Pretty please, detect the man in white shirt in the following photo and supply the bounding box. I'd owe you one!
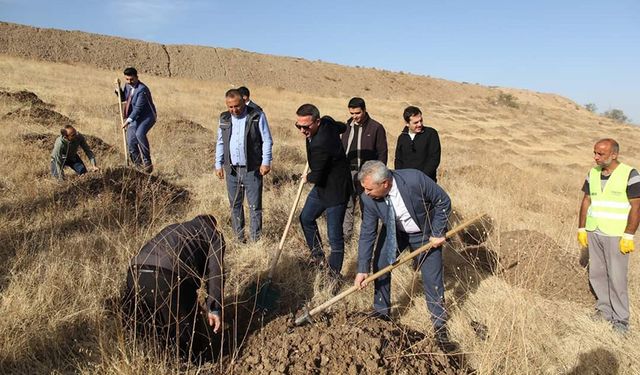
[354,160,453,350]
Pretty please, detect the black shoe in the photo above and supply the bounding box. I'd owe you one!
[434,327,459,353]
[143,164,153,173]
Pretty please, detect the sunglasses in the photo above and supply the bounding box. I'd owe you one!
[295,123,313,130]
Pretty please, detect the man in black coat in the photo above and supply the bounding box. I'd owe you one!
[394,106,441,183]
[122,214,224,362]
[296,103,352,277]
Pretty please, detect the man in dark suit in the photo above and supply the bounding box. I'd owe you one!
[394,106,441,182]
[238,86,263,112]
[354,160,453,348]
[296,103,352,277]
[123,214,224,362]
[117,67,157,173]
[341,97,388,242]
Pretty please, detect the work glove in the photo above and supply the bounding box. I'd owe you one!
[577,228,588,248]
[620,233,635,254]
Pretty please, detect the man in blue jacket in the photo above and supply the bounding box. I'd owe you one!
[117,67,157,173]
[354,160,453,349]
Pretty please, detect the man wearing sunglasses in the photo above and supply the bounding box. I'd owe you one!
[394,106,441,183]
[296,104,352,279]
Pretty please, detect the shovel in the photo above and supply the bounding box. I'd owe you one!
[254,163,309,311]
[294,213,485,326]
[115,79,129,166]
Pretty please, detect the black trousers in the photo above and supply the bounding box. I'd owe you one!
[122,265,216,362]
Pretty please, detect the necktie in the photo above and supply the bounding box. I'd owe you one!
[384,196,398,264]
[124,88,133,118]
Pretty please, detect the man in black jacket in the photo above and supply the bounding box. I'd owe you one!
[394,106,441,183]
[296,104,352,277]
[123,215,224,361]
[341,97,388,241]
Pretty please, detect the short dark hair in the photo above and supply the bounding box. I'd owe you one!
[225,89,242,99]
[237,86,250,98]
[61,124,76,137]
[348,97,366,110]
[403,106,422,123]
[123,67,138,76]
[296,104,320,121]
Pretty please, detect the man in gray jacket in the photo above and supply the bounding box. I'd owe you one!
[50,125,98,181]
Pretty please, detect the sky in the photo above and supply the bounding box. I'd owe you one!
[1,0,639,122]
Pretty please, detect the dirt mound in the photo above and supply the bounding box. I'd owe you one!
[0,90,48,107]
[173,118,210,133]
[4,106,74,127]
[498,230,592,305]
[0,167,189,226]
[231,311,471,374]
[21,132,116,153]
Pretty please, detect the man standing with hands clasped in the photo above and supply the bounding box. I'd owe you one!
[215,89,273,243]
[578,138,640,334]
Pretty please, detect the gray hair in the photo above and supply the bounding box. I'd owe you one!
[358,160,391,184]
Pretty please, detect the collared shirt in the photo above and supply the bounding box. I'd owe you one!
[388,177,420,233]
[214,109,273,169]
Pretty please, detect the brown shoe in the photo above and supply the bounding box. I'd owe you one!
[143,164,153,173]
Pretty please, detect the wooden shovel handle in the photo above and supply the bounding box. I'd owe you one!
[296,213,485,325]
[266,163,310,280]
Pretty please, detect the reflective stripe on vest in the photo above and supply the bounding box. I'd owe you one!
[585,163,632,236]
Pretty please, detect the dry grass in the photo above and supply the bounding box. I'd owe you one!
[1,54,640,374]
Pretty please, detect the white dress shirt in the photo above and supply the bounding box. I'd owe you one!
[388,177,420,233]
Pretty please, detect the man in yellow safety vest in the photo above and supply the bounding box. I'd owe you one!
[578,138,640,334]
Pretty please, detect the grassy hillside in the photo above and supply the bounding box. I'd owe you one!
[0,38,639,374]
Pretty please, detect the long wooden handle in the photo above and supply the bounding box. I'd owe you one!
[266,164,310,280]
[115,79,129,166]
[295,213,485,325]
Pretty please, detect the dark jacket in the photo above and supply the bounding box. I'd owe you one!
[247,100,263,112]
[394,126,441,182]
[357,169,451,273]
[341,114,388,167]
[219,106,263,172]
[131,215,225,312]
[306,116,353,206]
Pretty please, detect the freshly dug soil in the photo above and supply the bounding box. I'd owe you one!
[4,106,74,127]
[229,311,472,375]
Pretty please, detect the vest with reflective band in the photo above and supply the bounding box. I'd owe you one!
[585,163,632,236]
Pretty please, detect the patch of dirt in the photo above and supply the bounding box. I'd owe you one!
[4,106,74,127]
[21,132,116,154]
[0,90,49,107]
[229,311,472,374]
[498,230,593,306]
[0,167,189,226]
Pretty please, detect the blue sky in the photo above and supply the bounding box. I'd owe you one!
[1,0,638,122]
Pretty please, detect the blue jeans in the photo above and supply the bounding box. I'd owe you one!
[225,166,263,241]
[50,155,87,180]
[299,186,347,275]
[127,118,155,166]
[373,230,447,329]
